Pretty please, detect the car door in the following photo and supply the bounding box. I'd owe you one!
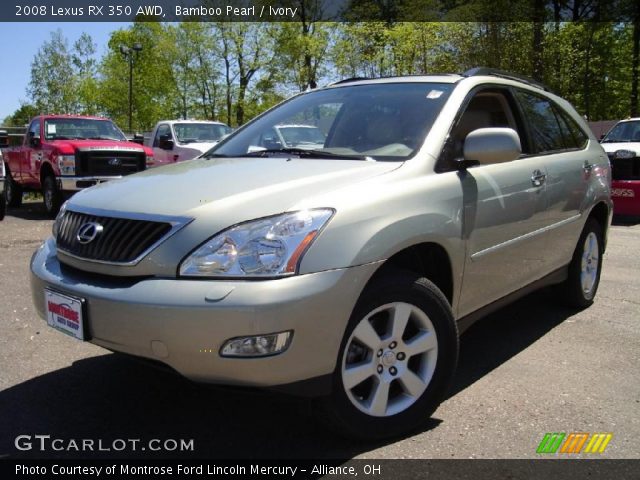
[25,118,42,185]
[513,89,594,270]
[152,123,171,166]
[447,88,551,318]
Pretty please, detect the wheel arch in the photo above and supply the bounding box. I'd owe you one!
[39,161,55,186]
[586,201,611,252]
[365,242,455,306]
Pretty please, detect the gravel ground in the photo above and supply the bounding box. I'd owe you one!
[0,201,638,460]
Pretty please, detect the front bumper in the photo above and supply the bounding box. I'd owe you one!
[59,176,122,191]
[31,238,379,390]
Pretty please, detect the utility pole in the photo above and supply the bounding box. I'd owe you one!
[119,43,143,134]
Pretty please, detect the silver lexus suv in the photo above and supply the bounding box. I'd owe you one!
[30,68,612,439]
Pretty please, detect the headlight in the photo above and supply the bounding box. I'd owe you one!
[52,201,68,239]
[57,155,75,175]
[179,209,334,277]
[614,149,635,159]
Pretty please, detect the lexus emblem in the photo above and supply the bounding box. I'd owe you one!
[108,158,121,166]
[76,222,104,245]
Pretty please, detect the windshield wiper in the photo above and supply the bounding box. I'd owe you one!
[243,148,368,160]
[88,136,123,141]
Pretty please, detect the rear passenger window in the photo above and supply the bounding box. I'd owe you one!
[515,90,565,153]
[553,106,589,149]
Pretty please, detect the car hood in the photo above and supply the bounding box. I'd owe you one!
[48,139,151,155]
[68,156,400,218]
[600,142,640,155]
[176,141,218,154]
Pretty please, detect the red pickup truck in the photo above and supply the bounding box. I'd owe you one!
[2,115,154,216]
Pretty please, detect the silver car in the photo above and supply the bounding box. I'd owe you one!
[30,68,612,439]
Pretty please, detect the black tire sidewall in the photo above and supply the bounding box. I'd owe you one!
[5,169,22,208]
[325,271,459,439]
[43,175,61,216]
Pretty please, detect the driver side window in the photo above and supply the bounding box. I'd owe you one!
[28,119,41,140]
[153,124,171,147]
[439,89,522,170]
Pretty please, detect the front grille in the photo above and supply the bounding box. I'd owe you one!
[76,150,145,176]
[56,210,172,264]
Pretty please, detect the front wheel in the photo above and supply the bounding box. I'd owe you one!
[5,169,22,208]
[560,218,604,308]
[320,270,459,440]
[42,175,62,217]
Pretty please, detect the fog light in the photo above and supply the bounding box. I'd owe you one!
[220,331,292,357]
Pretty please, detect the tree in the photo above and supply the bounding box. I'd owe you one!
[98,22,178,131]
[28,30,78,113]
[73,32,99,115]
[274,2,335,91]
[2,104,38,126]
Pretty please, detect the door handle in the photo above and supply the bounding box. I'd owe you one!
[583,161,593,173]
[531,169,546,187]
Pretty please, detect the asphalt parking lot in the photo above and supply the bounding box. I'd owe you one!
[0,201,638,459]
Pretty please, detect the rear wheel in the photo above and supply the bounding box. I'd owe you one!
[560,218,603,308]
[42,175,62,217]
[0,191,5,220]
[5,169,22,208]
[320,270,458,440]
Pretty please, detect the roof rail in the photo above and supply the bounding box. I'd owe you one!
[330,77,370,86]
[462,67,549,92]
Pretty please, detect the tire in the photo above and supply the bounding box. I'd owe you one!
[5,169,22,208]
[0,192,5,220]
[42,175,63,217]
[560,218,603,309]
[319,270,459,440]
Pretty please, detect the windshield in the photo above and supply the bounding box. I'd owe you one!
[43,118,127,141]
[209,83,454,161]
[174,123,231,144]
[602,120,640,143]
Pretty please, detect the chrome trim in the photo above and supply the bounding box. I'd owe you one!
[56,205,194,267]
[471,214,582,260]
[59,176,122,191]
[76,146,145,152]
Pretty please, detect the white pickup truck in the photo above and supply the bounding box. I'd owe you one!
[147,120,231,167]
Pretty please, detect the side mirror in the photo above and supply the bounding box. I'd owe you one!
[28,132,41,148]
[159,134,174,150]
[462,128,521,166]
[132,133,145,145]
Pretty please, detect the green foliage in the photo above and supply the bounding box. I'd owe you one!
[10,19,638,130]
[2,104,38,126]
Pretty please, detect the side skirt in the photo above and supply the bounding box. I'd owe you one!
[456,266,568,335]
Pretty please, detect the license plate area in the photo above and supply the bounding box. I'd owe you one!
[45,289,87,341]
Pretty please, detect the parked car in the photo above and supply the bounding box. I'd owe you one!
[148,120,232,167]
[600,118,640,216]
[0,150,5,220]
[31,68,611,439]
[2,115,154,217]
